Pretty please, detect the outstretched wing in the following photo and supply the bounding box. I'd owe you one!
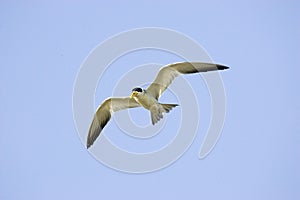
[146,62,229,99]
[87,97,140,148]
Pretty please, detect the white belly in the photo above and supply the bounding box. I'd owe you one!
[134,93,158,110]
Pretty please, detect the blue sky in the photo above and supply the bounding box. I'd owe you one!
[1,0,300,199]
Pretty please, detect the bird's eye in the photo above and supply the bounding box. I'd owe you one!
[132,87,143,92]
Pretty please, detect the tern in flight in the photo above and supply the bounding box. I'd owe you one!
[87,62,229,148]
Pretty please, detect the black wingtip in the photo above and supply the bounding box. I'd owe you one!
[217,64,229,70]
[86,143,91,149]
[86,138,94,149]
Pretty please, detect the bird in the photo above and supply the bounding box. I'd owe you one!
[86,62,229,148]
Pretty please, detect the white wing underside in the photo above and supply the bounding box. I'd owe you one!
[146,62,227,99]
[87,97,140,148]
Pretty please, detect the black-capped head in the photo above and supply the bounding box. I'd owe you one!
[130,87,143,98]
[131,87,143,93]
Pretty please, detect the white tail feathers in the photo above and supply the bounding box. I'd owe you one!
[150,103,178,125]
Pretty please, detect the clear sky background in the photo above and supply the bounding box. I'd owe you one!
[1,0,300,199]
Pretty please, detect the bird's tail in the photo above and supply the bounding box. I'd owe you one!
[150,103,178,125]
[161,103,178,113]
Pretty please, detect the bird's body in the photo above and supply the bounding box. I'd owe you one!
[131,90,156,110]
[131,89,178,125]
[86,62,229,148]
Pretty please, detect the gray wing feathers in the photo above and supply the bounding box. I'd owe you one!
[146,67,179,100]
[86,97,140,148]
[110,98,140,112]
[146,62,228,99]
[87,109,110,149]
[171,62,228,73]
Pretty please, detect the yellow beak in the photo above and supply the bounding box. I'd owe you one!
[130,91,138,98]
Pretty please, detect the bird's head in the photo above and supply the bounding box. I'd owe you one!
[130,87,143,98]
